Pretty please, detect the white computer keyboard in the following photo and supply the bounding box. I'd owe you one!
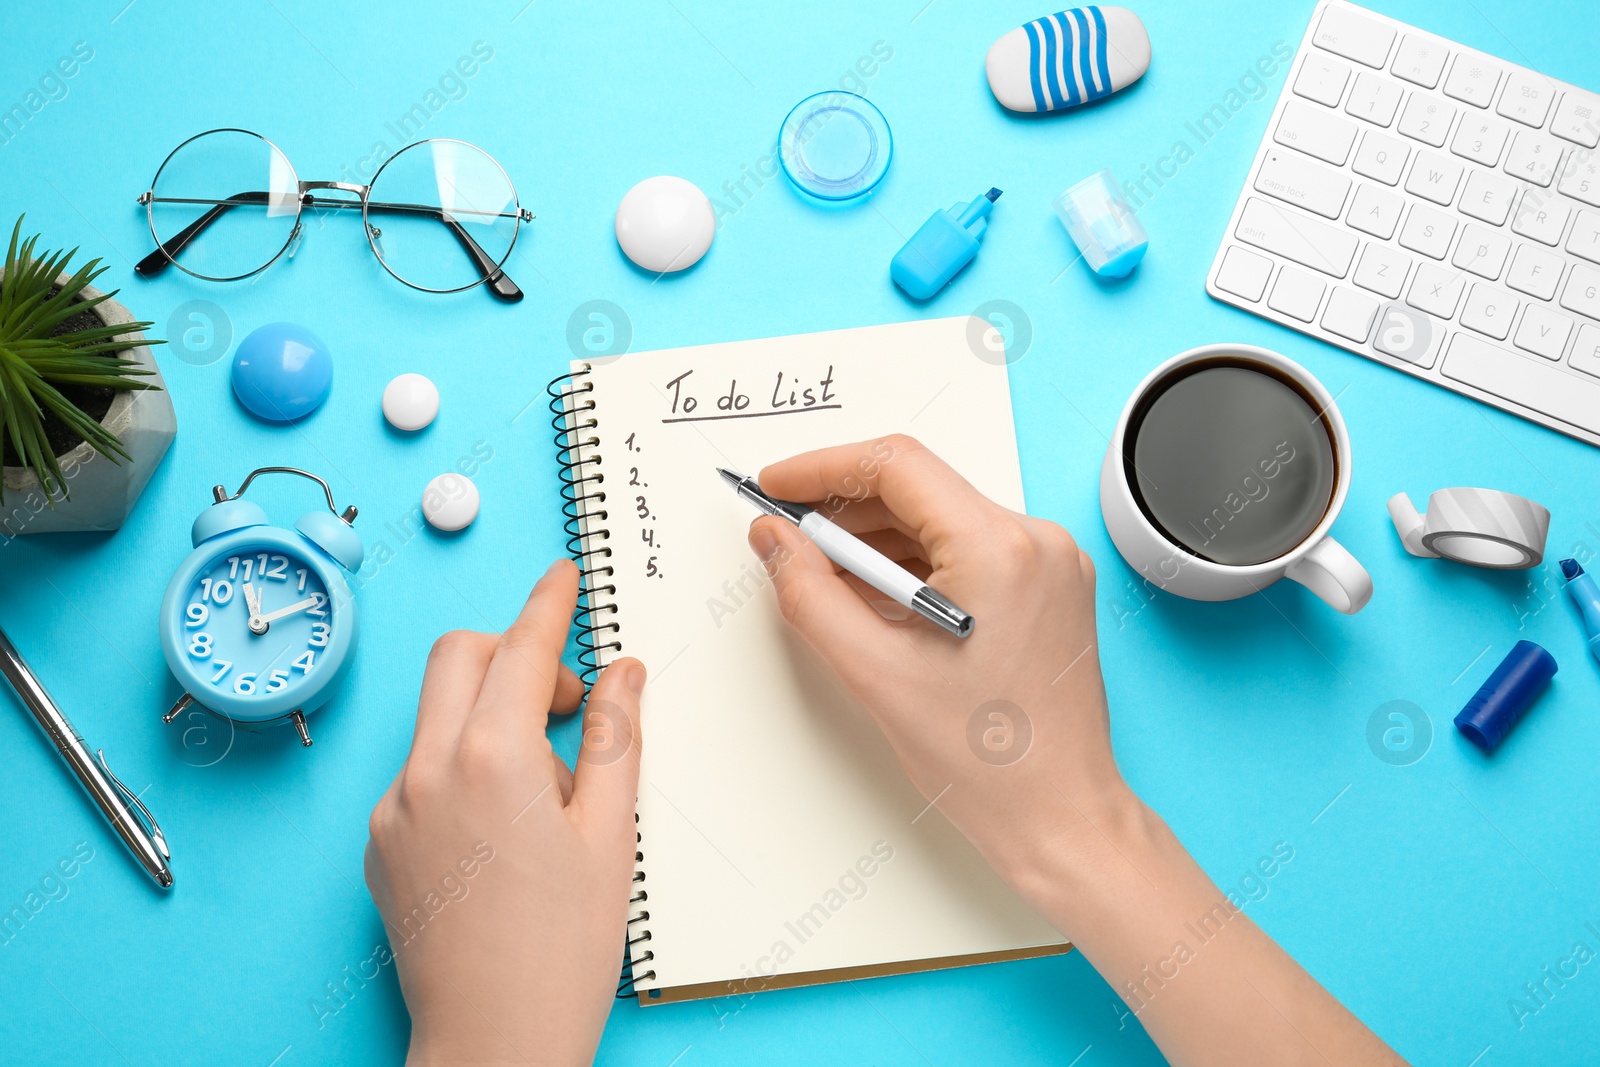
[1206,0,1600,447]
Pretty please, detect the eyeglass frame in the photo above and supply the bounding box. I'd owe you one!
[135,128,535,301]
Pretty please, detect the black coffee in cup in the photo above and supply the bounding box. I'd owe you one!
[1122,358,1337,566]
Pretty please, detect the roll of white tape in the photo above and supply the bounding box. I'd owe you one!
[1387,487,1550,569]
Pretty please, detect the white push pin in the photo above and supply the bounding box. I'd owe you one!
[422,473,480,532]
[615,176,715,273]
[382,373,440,431]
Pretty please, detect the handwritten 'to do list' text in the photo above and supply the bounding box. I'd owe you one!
[662,366,839,424]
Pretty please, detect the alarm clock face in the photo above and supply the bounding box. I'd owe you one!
[177,548,334,715]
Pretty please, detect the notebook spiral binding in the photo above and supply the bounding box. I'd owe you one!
[546,366,654,998]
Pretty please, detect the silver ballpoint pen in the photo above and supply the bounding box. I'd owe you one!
[0,624,173,889]
[719,468,974,638]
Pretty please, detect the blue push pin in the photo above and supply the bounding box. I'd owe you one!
[890,188,1001,301]
[231,322,334,422]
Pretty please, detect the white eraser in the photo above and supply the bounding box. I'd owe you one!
[986,7,1151,113]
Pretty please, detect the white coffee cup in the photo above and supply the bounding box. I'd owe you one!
[1098,343,1373,614]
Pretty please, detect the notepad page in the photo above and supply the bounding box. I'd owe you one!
[573,317,1066,1000]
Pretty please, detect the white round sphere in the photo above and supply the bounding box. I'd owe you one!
[422,473,480,532]
[382,373,440,431]
[614,176,715,273]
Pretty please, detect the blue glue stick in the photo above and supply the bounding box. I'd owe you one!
[1454,640,1558,753]
[890,188,1001,301]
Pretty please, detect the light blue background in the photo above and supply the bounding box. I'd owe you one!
[2,1,1598,1063]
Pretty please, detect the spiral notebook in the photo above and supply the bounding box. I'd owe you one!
[547,317,1069,1004]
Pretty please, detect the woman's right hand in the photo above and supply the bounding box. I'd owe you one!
[750,436,1407,1067]
[746,434,1130,881]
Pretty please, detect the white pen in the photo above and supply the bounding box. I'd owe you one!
[718,468,974,638]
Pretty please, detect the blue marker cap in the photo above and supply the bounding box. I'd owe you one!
[1454,640,1558,752]
[890,188,1001,301]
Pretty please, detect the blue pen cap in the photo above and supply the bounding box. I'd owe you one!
[1454,640,1558,752]
[1053,169,1148,278]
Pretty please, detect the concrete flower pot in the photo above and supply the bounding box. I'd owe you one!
[0,271,177,536]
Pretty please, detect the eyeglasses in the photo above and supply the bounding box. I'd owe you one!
[135,129,534,301]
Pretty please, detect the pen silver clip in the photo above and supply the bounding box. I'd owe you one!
[96,749,171,861]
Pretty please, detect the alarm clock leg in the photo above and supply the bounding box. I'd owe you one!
[162,693,194,724]
[290,710,312,747]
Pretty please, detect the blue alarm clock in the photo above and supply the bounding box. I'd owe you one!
[160,467,363,747]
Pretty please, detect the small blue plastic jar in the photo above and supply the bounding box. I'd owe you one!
[779,91,893,202]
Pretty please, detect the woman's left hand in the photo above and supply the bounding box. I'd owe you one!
[364,559,646,1067]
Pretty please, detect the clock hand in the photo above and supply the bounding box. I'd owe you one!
[257,595,322,626]
[244,583,268,635]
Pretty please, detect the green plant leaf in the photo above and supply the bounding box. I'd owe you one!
[0,214,166,505]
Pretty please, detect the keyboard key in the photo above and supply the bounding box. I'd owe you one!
[1399,203,1457,259]
[1444,334,1600,435]
[1294,52,1352,107]
[1408,262,1467,317]
[1569,210,1600,264]
[1275,100,1358,165]
[1443,54,1502,108]
[1559,263,1600,321]
[1347,183,1404,238]
[1558,153,1600,208]
[1313,5,1395,69]
[1345,72,1404,126]
[1551,91,1600,148]
[1450,113,1511,166]
[1506,244,1565,300]
[1268,265,1327,321]
[1513,304,1574,360]
[1574,324,1600,378]
[1404,150,1463,205]
[1397,93,1455,146]
[1504,131,1564,187]
[1461,284,1519,340]
[1235,198,1358,277]
[1391,34,1447,89]
[1254,148,1351,219]
[1352,130,1411,185]
[1496,69,1555,128]
[1511,195,1570,246]
[1458,169,1517,226]
[1451,224,1511,279]
[1215,246,1273,301]
[1374,303,1443,366]
[1322,286,1379,342]
[1354,242,1412,298]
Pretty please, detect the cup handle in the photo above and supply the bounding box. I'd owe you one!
[1284,537,1373,614]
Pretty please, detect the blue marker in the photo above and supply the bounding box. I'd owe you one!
[890,188,1001,301]
[1560,559,1600,667]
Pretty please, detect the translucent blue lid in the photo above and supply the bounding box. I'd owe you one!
[779,91,892,202]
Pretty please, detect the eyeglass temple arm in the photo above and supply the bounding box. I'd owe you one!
[135,191,274,277]
[361,200,523,303]
[136,192,525,302]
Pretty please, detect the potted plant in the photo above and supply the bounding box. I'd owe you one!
[0,216,176,535]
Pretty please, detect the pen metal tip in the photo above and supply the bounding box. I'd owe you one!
[717,467,745,489]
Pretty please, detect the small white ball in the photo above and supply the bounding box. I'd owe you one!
[382,373,440,431]
[615,175,715,273]
[422,473,480,532]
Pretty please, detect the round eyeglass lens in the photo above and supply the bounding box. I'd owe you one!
[146,129,300,281]
[365,140,521,293]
